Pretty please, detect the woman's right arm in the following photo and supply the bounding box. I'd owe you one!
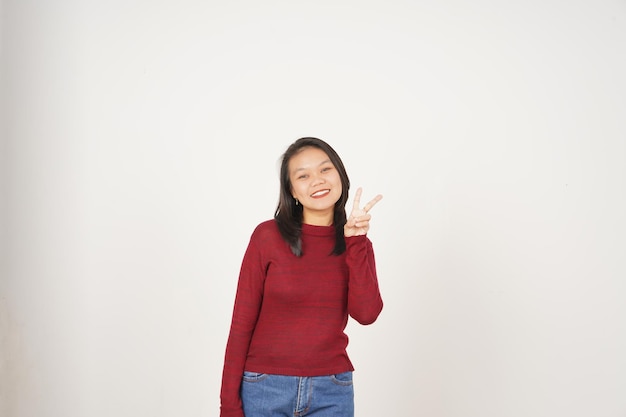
[220,231,267,417]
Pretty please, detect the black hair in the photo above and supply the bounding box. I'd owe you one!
[274,137,350,256]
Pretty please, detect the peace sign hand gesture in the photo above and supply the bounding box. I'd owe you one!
[344,187,383,237]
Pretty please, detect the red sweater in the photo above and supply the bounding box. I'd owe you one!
[220,220,383,417]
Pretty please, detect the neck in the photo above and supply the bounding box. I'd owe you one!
[302,209,333,226]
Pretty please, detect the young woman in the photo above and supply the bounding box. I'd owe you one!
[220,137,383,417]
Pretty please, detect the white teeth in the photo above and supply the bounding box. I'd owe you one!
[311,189,330,197]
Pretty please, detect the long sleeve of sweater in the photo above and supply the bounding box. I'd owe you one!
[219,234,266,417]
[345,235,384,325]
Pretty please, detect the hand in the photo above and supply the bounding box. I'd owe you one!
[344,187,383,237]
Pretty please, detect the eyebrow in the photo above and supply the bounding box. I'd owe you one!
[292,159,332,173]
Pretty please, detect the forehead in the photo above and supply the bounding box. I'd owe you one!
[288,147,332,171]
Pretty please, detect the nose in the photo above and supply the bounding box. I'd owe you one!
[311,173,325,186]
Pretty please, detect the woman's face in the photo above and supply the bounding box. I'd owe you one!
[288,146,342,225]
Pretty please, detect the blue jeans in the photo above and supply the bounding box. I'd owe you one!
[241,371,354,417]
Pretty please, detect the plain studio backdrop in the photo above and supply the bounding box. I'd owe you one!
[1,1,625,416]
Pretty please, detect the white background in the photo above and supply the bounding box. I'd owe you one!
[1,1,625,416]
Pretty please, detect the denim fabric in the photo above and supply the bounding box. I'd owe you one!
[241,371,354,417]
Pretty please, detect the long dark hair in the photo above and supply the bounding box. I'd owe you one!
[274,137,350,256]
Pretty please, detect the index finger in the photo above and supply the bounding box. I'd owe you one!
[362,194,383,213]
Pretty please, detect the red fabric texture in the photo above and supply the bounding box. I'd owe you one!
[219,220,383,417]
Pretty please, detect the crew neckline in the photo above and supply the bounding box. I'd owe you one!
[301,223,335,237]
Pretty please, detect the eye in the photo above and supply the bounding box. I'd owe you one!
[297,174,308,180]
[321,166,332,173]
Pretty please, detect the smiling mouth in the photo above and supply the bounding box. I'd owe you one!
[310,189,330,198]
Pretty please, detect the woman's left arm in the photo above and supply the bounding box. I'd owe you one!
[344,188,384,324]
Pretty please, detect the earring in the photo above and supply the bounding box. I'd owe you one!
[295,198,299,206]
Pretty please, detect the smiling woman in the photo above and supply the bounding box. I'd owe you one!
[220,137,384,417]
[288,147,343,226]
[275,137,353,257]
